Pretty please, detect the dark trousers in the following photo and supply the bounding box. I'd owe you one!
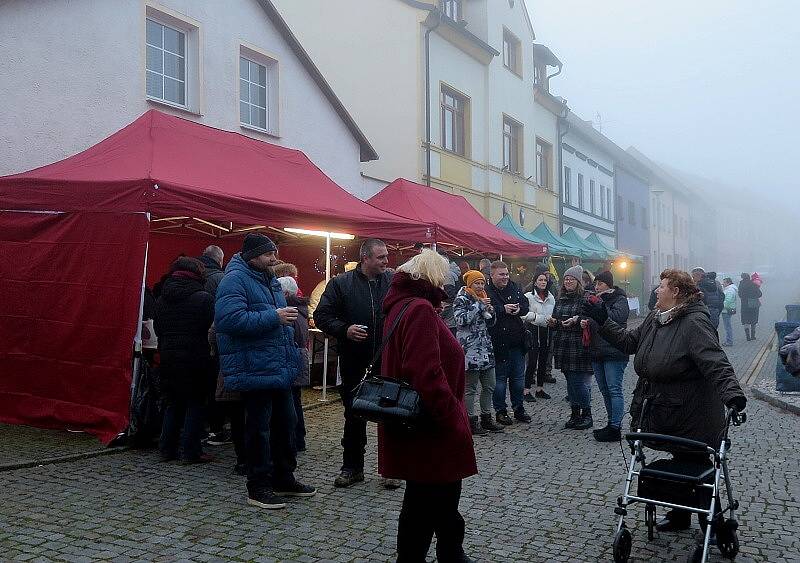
[159,392,206,460]
[339,377,368,471]
[207,358,225,434]
[524,327,550,388]
[227,401,246,465]
[243,389,297,492]
[397,480,466,563]
[291,386,307,451]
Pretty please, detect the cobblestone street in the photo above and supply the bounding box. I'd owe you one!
[3,319,800,563]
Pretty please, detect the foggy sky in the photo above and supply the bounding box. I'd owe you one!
[528,0,799,211]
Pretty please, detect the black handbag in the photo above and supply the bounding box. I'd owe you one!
[351,301,423,427]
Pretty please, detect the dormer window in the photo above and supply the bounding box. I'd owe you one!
[441,0,462,22]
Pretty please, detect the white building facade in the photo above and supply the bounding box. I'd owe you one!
[0,0,376,197]
[560,115,617,247]
[273,0,565,229]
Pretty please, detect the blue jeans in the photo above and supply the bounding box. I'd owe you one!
[243,389,298,491]
[493,347,526,413]
[721,312,734,345]
[592,360,628,429]
[564,370,593,409]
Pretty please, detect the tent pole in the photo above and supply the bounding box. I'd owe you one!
[129,212,150,436]
[321,232,332,402]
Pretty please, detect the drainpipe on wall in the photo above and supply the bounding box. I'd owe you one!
[424,11,442,187]
[556,106,570,237]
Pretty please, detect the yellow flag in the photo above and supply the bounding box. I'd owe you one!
[548,257,559,282]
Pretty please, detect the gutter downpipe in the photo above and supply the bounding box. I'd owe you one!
[557,107,570,246]
[425,11,442,187]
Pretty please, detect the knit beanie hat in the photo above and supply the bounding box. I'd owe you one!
[564,265,584,282]
[241,233,277,261]
[595,270,614,288]
[462,270,485,288]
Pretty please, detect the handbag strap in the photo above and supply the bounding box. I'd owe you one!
[363,300,413,379]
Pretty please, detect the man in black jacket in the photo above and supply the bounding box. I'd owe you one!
[692,267,724,330]
[199,245,225,300]
[487,261,531,425]
[198,245,229,446]
[314,239,397,488]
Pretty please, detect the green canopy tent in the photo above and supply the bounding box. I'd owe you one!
[529,222,587,258]
[496,216,576,257]
[560,227,609,260]
[585,233,641,261]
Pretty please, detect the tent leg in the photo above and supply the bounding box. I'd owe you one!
[320,232,332,403]
[129,213,151,436]
[321,338,329,402]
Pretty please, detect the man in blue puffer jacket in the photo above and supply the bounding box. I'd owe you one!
[215,233,316,510]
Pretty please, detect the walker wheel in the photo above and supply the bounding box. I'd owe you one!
[687,544,704,563]
[717,520,739,560]
[613,527,632,563]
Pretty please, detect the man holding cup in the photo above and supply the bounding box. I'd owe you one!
[487,261,532,425]
[215,233,316,510]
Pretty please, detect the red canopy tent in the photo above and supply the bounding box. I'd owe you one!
[0,110,427,443]
[368,178,547,257]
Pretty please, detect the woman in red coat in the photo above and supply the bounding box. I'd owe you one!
[379,249,477,563]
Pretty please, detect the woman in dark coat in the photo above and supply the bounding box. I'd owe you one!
[738,272,762,341]
[154,257,215,463]
[278,276,310,453]
[379,250,477,563]
[582,270,630,442]
[547,265,594,431]
[583,268,746,531]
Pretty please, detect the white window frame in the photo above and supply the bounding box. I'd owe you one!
[144,4,201,114]
[502,28,522,77]
[535,139,552,190]
[441,0,463,22]
[440,85,468,157]
[563,166,571,205]
[238,44,280,137]
[502,115,523,174]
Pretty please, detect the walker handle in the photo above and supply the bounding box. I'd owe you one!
[625,432,712,453]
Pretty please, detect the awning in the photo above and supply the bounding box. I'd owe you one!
[529,222,586,258]
[560,228,610,260]
[0,110,425,240]
[585,233,642,261]
[368,179,547,256]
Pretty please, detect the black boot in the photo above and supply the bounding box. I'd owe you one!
[573,408,593,430]
[480,413,505,433]
[564,406,581,429]
[470,416,488,436]
[744,327,751,341]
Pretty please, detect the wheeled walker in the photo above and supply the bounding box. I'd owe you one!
[612,401,746,563]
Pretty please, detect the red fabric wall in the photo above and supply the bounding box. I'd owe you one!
[0,211,148,444]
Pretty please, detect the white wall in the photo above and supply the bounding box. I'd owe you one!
[428,32,488,164]
[486,0,537,176]
[0,0,370,197]
[273,0,424,190]
[562,129,616,239]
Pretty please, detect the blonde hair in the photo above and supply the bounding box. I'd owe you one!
[396,249,449,288]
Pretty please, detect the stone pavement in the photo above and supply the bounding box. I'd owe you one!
[2,325,800,563]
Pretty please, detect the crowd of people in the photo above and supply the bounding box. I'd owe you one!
[144,234,750,562]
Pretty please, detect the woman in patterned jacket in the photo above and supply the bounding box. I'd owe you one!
[454,270,505,436]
